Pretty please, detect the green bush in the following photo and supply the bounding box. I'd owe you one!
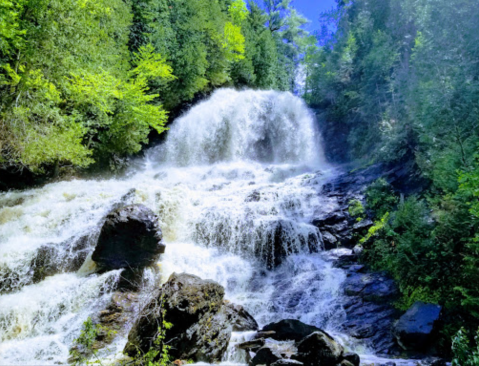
[452,328,479,366]
[348,199,365,220]
[365,178,398,217]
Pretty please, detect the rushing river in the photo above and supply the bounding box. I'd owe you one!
[0,89,415,365]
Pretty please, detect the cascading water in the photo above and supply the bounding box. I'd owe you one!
[0,89,414,365]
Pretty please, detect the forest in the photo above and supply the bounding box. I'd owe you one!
[1,0,479,363]
[0,0,310,173]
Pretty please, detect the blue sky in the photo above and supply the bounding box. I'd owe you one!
[290,0,337,31]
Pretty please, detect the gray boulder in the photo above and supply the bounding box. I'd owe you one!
[92,204,165,270]
[125,273,257,363]
[262,319,320,342]
[295,331,344,366]
[394,302,441,351]
[250,347,282,366]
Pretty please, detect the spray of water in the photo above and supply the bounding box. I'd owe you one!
[0,89,414,365]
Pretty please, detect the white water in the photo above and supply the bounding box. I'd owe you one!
[0,89,414,365]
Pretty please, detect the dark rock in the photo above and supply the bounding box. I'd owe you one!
[254,330,277,339]
[394,302,442,351]
[352,245,363,256]
[312,212,347,227]
[238,338,265,350]
[69,291,139,363]
[249,347,282,366]
[224,303,259,331]
[262,319,320,342]
[342,352,360,366]
[92,204,165,270]
[2,234,95,294]
[379,363,396,366]
[321,231,338,250]
[352,219,373,232]
[271,359,304,366]
[295,331,344,366]
[343,272,399,303]
[333,254,357,269]
[418,357,447,366]
[245,190,261,202]
[341,270,401,355]
[125,273,255,363]
[339,361,354,366]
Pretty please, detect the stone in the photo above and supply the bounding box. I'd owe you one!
[352,245,363,256]
[339,361,354,366]
[92,204,165,270]
[262,319,320,342]
[271,359,304,366]
[342,352,360,366]
[295,331,344,366]
[245,190,261,202]
[125,273,257,363]
[224,303,259,331]
[418,357,447,366]
[249,347,282,366]
[394,302,442,351]
[238,338,265,350]
[321,231,338,250]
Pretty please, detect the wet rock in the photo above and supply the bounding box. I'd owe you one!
[125,273,256,363]
[238,338,265,350]
[333,253,357,269]
[295,331,344,366]
[271,359,304,366]
[321,231,338,250]
[339,361,354,366]
[343,272,399,303]
[342,352,360,366]
[225,303,259,331]
[341,270,401,355]
[245,190,261,202]
[69,291,139,363]
[394,302,442,351]
[417,357,447,366]
[312,212,347,227]
[262,319,320,342]
[254,330,277,339]
[352,245,363,256]
[352,218,373,232]
[250,346,282,366]
[92,204,165,270]
[2,233,95,294]
[379,363,396,366]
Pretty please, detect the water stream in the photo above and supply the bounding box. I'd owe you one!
[0,89,415,365]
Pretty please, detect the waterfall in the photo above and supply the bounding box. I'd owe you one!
[0,89,413,365]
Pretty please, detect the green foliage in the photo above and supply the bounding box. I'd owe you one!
[348,199,365,220]
[0,0,173,172]
[0,0,310,175]
[359,211,388,245]
[452,328,479,366]
[70,317,116,365]
[365,178,398,217]
[130,312,173,366]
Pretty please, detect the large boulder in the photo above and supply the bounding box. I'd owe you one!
[225,303,259,331]
[339,266,401,355]
[125,273,257,363]
[394,302,442,351]
[92,204,165,270]
[250,347,283,366]
[262,319,321,342]
[295,331,344,366]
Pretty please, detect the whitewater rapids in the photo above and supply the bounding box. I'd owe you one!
[0,89,415,365]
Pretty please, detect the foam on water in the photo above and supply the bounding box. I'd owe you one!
[0,89,409,365]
